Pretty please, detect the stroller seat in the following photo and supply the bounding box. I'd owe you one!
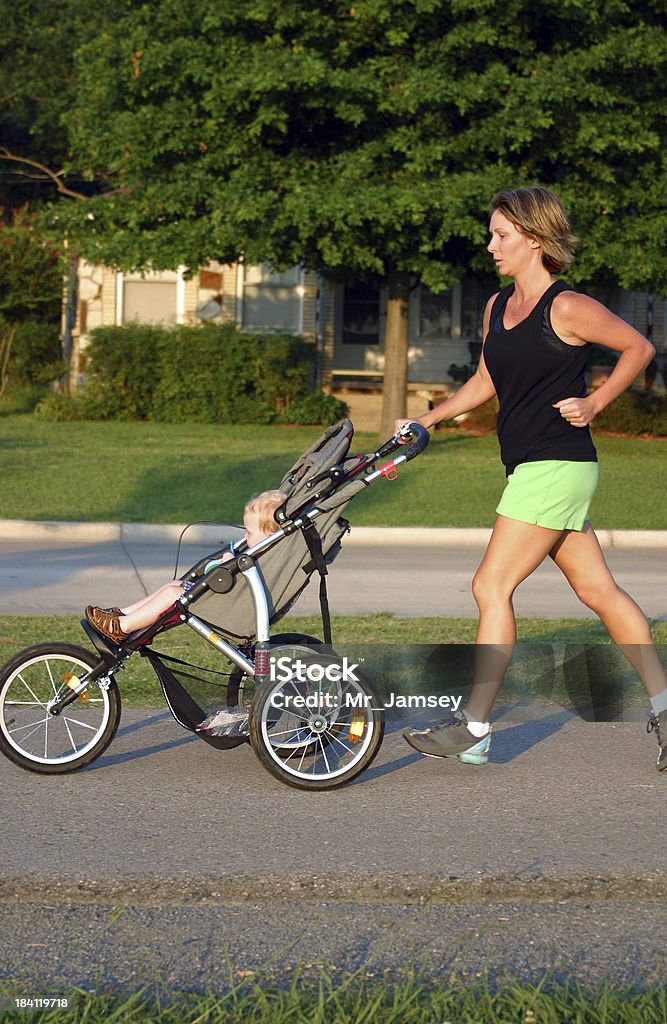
[183,418,358,642]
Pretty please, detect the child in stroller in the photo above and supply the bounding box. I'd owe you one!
[85,490,286,646]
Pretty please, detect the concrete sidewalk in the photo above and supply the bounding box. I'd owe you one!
[0,517,665,547]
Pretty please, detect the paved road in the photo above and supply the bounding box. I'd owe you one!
[2,710,666,992]
[0,534,665,619]
[1,530,665,996]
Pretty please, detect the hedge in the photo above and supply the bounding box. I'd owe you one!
[10,321,61,385]
[590,389,667,437]
[36,322,347,425]
[32,321,664,434]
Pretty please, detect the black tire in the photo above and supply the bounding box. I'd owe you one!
[249,637,384,791]
[227,633,325,703]
[0,642,121,774]
[223,633,324,749]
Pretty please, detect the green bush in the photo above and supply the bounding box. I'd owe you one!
[34,391,106,422]
[66,323,314,424]
[0,382,53,415]
[149,324,310,424]
[591,389,667,436]
[11,321,62,384]
[276,390,349,425]
[83,323,167,419]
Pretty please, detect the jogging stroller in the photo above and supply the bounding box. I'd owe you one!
[0,420,429,790]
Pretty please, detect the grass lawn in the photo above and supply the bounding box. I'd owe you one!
[1,973,666,1023]
[0,413,664,528]
[1,613,664,709]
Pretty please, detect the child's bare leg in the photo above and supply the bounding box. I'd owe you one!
[119,582,184,633]
[119,582,184,618]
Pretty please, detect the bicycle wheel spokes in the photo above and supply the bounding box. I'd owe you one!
[0,647,118,770]
[15,671,48,709]
[251,664,384,788]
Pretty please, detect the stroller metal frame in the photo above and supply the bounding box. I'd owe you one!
[0,421,429,790]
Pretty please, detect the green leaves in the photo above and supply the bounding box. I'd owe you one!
[0,208,64,321]
[6,0,660,291]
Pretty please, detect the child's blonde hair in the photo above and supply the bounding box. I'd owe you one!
[244,490,286,536]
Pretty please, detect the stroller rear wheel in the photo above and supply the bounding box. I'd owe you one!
[227,633,324,707]
[249,638,384,790]
[222,633,325,750]
[0,642,121,774]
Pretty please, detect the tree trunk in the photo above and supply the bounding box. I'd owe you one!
[378,269,410,440]
[0,322,17,399]
[63,255,79,395]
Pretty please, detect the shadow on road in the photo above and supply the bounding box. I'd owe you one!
[89,711,198,770]
[358,708,575,783]
[488,709,574,764]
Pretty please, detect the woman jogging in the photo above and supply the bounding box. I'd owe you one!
[396,185,667,772]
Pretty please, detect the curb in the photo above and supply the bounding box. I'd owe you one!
[0,519,665,548]
[0,520,244,546]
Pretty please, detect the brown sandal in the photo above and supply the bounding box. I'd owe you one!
[85,605,129,645]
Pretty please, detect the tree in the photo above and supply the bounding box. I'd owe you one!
[23,0,667,434]
[0,0,114,206]
[0,208,64,396]
[0,0,119,391]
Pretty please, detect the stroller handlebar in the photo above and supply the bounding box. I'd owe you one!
[393,421,430,462]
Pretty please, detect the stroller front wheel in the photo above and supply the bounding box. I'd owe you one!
[0,643,121,774]
[249,643,384,790]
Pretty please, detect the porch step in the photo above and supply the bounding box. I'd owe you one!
[332,389,435,433]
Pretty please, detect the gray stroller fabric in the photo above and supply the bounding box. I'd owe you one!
[188,419,357,641]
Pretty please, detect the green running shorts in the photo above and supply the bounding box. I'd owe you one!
[496,460,599,532]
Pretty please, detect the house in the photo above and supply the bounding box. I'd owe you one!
[69,260,666,404]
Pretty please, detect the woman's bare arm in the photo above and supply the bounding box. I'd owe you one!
[551,292,654,427]
[395,294,498,433]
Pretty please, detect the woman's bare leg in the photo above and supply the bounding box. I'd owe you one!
[549,523,667,698]
[466,515,565,722]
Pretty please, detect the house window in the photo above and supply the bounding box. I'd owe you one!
[419,288,452,339]
[242,264,303,333]
[121,270,179,325]
[461,279,487,341]
[342,284,380,345]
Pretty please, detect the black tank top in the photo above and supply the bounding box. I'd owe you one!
[483,280,597,475]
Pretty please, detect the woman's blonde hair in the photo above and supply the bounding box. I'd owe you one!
[491,186,578,273]
[244,489,286,535]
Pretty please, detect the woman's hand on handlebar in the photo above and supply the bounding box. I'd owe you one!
[394,416,428,442]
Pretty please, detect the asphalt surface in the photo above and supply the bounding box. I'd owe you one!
[2,710,666,993]
[0,529,665,619]
[1,523,666,996]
